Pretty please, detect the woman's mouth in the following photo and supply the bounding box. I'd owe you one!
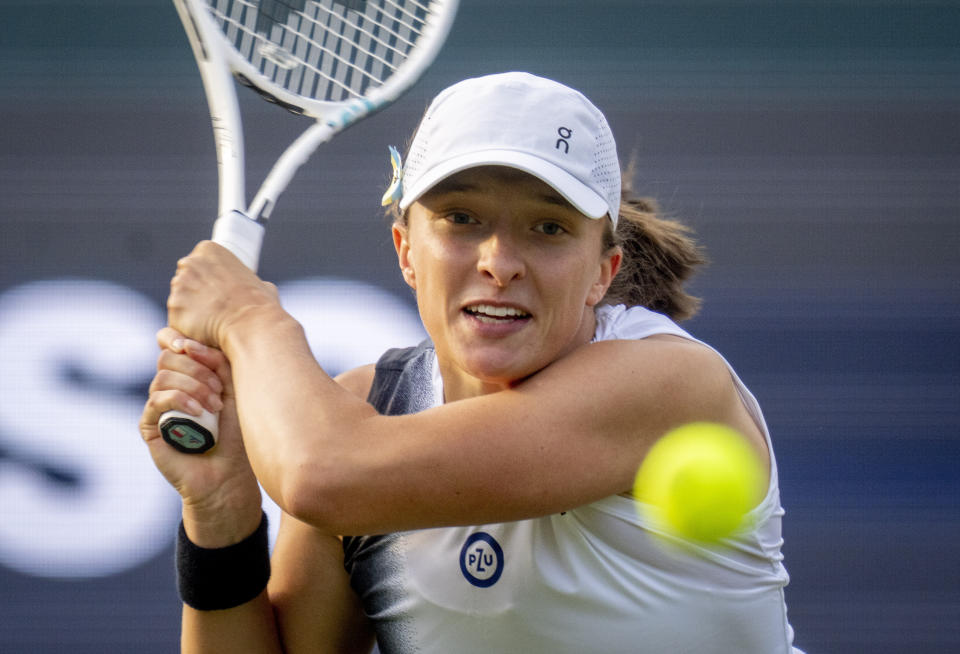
[463,304,531,324]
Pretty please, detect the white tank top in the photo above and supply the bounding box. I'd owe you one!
[346,304,802,653]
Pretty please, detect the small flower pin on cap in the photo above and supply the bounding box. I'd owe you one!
[381,145,403,206]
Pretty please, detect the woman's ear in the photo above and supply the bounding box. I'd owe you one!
[587,246,622,307]
[393,222,416,289]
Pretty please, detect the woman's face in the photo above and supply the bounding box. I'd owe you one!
[394,166,621,399]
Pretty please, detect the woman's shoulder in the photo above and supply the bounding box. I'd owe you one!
[594,303,694,343]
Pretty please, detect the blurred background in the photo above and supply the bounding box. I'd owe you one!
[1,0,957,651]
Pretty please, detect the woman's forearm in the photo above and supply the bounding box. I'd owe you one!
[221,306,379,521]
[182,592,282,654]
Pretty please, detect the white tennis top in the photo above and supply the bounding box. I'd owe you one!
[346,304,802,653]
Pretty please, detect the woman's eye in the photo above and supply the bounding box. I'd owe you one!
[447,212,475,225]
[535,222,566,236]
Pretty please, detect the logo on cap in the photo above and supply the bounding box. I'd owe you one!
[555,126,573,154]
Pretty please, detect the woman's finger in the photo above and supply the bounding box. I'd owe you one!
[149,367,224,414]
[141,388,207,443]
[156,348,224,394]
[180,339,231,379]
[156,326,186,351]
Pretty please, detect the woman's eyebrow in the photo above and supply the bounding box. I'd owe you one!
[424,179,478,196]
[422,178,572,210]
[540,192,572,208]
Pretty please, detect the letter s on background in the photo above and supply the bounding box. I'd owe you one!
[0,277,425,576]
[0,280,179,578]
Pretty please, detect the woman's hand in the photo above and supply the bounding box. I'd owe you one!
[140,327,262,545]
[166,241,280,350]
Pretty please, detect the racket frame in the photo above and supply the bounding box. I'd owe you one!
[175,0,459,228]
[160,0,458,453]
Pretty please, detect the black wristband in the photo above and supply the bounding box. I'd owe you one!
[176,512,270,611]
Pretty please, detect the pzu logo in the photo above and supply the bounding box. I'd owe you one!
[555,126,573,154]
[459,532,504,588]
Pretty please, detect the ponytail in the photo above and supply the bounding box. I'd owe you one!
[601,181,707,322]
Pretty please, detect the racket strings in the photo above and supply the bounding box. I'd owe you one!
[208,0,436,102]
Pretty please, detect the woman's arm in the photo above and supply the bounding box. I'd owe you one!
[268,364,377,654]
[141,335,374,653]
[215,306,768,537]
[179,484,374,654]
[269,513,375,654]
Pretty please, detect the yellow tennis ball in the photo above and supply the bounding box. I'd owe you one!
[633,422,765,543]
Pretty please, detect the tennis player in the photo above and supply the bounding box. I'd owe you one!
[141,72,803,653]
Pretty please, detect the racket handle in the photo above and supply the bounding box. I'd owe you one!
[158,212,262,454]
[211,210,265,272]
[160,408,218,454]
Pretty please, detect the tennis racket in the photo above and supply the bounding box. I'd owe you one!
[159,0,458,454]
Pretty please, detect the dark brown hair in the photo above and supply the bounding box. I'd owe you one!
[601,178,707,322]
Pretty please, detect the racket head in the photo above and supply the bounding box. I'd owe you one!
[192,0,459,126]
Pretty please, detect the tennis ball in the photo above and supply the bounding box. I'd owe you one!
[633,422,765,544]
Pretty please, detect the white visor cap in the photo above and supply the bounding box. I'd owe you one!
[399,72,621,226]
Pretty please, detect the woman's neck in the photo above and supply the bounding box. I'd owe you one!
[437,308,599,403]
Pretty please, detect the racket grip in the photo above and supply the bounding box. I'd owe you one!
[160,214,260,454]
[160,408,219,455]
[212,210,265,272]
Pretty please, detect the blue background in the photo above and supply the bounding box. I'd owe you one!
[1,1,958,651]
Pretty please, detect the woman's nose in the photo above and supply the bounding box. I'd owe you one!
[476,233,526,287]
